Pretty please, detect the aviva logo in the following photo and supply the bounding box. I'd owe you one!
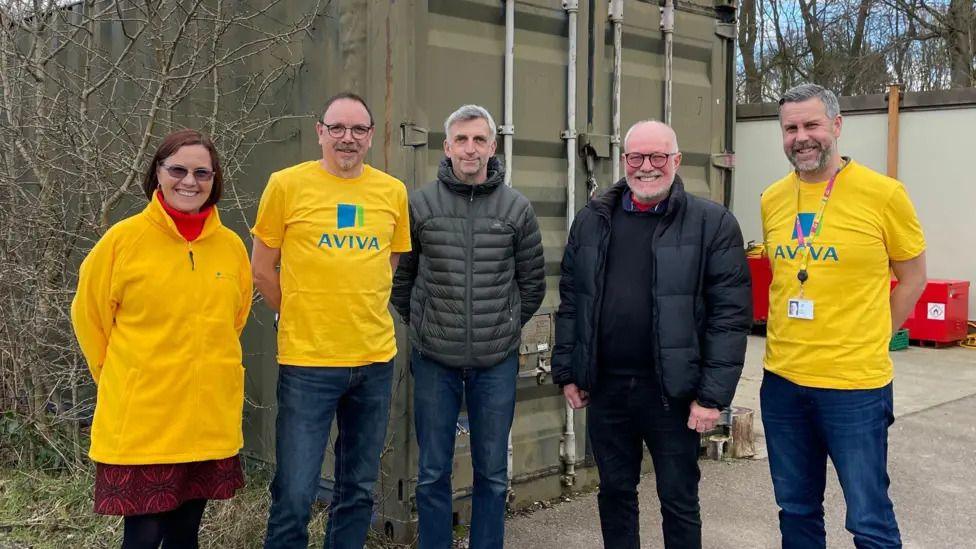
[318,233,380,250]
[774,212,840,262]
[319,203,378,250]
[792,213,819,240]
[337,203,364,229]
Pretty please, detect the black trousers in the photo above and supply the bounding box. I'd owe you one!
[121,499,207,549]
[587,375,702,549]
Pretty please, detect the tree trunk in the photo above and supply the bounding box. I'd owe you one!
[843,0,874,95]
[799,0,830,86]
[948,0,974,88]
[738,0,763,103]
[730,407,756,459]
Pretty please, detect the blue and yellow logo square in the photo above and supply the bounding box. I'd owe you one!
[791,212,821,240]
[337,204,364,229]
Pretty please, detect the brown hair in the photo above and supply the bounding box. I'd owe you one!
[142,129,223,208]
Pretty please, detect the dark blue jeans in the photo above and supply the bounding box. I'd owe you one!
[411,350,517,549]
[761,371,901,549]
[587,375,702,549]
[264,362,394,549]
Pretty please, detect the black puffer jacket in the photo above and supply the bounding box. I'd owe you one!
[391,157,546,368]
[551,178,751,408]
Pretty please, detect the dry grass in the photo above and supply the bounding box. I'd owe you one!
[0,461,406,548]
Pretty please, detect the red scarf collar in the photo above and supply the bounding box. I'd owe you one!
[156,191,212,242]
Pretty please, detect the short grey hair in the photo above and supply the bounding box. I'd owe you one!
[444,104,497,141]
[778,84,841,120]
[623,119,679,152]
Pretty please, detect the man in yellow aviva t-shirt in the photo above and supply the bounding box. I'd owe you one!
[251,92,411,548]
[760,84,926,548]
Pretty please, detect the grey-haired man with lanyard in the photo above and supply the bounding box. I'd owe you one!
[760,83,927,548]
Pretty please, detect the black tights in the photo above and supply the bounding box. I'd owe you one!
[121,498,207,549]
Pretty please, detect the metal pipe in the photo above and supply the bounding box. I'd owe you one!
[563,0,578,231]
[561,0,579,488]
[506,429,515,499]
[886,83,901,179]
[501,0,516,186]
[561,401,577,485]
[609,0,623,183]
[723,14,735,208]
[661,0,675,125]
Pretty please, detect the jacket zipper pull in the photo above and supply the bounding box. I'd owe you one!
[469,185,475,202]
[188,244,195,271]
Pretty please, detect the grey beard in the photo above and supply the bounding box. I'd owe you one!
[789,143,831,174]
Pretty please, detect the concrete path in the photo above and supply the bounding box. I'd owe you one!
[505,336,976,548]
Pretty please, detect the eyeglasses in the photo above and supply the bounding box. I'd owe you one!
[159,163,215,182]
[624,152,678,169]
[320,122,373,139]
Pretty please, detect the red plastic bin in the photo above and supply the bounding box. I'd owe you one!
[891,279,970,343]
[748,256,772,324]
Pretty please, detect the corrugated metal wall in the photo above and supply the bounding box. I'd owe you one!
[234,0,736,542]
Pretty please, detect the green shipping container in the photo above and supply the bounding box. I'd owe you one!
[237,0,737,543]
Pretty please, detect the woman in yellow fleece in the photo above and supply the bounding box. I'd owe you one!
[71,129,252,548]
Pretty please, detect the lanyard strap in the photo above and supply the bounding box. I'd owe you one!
[793,168,840,285]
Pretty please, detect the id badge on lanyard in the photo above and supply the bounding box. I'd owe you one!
[789,168,840,321]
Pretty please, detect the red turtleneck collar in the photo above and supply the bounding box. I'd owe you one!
[156,191,212,242]
[631,193,663,212]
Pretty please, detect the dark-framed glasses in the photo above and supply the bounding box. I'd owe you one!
[159,163,214,182]
[321,122,373,139]
[624,152,677,169]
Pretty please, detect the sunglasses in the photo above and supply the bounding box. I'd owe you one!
[159,162,215,182]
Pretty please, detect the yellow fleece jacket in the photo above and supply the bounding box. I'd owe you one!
[71,196,252,465]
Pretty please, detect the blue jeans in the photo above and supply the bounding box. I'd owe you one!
[411,350,517,549]
[264,362,394,549]
[761,371,901,549]
[587,375,702,549]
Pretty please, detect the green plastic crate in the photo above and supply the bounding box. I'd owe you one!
[890,328,910,351]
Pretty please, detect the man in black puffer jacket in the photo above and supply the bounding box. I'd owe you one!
[551,120,751,549]
[391,105,545,549]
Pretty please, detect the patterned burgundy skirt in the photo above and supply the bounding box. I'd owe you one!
[94,455,244,516]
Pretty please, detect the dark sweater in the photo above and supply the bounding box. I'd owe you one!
[597,193,665,377]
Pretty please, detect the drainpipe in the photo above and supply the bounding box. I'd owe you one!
[661,0,675,125]
[503,0,517,498]
[560,0,579,488]
[501,0,516,187]
[886,83,901,179]
[609,0,624,184]
[562,0,579,232]
[560,399,577,486]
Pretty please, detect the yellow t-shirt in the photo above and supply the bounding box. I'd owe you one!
[760,159,925,389]
[252,161,411,366]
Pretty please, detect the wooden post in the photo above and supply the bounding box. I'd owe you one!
[729,406,756,459]
[706,434,730,460]
[886,83,901,179]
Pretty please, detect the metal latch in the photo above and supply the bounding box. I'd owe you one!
[711,152,735,170]
[400,123,428,147]
[715,22,736,40]
[577,133,612,158]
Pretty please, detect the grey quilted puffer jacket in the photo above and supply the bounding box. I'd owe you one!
[391,157,546,368]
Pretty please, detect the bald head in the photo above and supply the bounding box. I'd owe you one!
[621,120,682,203]
[623,120,679,153]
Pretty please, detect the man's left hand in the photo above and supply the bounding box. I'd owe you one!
[687,401,720,433]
